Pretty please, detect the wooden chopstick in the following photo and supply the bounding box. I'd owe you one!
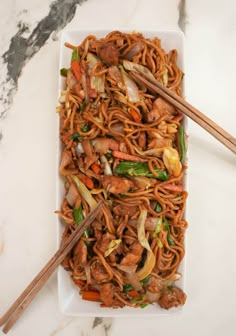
[0,200,103,334]
[131,69,236,155]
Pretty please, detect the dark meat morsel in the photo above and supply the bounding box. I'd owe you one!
[158,287,187,309]
[113,204,138,217]
[97,232,116,254]
[73,240,87,267]
[100,283,114,306]
[120,241,143,266]
[91,260,110,283]
[91,220,103,240]
[98,43,120,66]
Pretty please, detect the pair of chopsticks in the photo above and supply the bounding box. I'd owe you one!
[131,69,236,155]
[0,201,104,334]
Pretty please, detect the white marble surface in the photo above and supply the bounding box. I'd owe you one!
[0,0,236,335]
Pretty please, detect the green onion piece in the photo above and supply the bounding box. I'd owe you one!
[140,303,149,308]
[81,124,90,132]
[60,68,68,77]
[80,101,86,111]
[83,228,90,245]
[71,47,79,62]
[155,202,162,213]
[123,284,133,292]
[140,275,150,285]
[73,206,90,244]
[73,206,84,225]
[153,217,162,238]
[179,126,186,163]
[115,161,168,181]
[163,217,175,246]
[69,132,82,141]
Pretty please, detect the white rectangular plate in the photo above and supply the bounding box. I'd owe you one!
[56,29,186,317]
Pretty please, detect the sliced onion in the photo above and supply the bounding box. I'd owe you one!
[76,143,84,156]
[121,70,140,102]
[126,272,142,291]
[90,188,107,200]
[85,263,91,285]
[116,264,142,292]
[114,91,128,104]
[163,273,181,287]
[146,290,161,303]
[131,176,152,189]
[87,52,105,93]
[134,147,164,158]
[108,66,125,89]
[136,250,156,281]
[123,60,156,82]
[104,239,121,257]
[65,183,79,207]
[100,155,113,175]
[137,209,150,251]
[71,175,97,209]
[123,42,143,61]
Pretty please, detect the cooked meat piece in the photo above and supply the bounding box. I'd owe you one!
[147,276,165,293]
[146,109,162,123]
[73,240,87,267]
[91,220,103,240]
[158,287,187,309]
[148,138,172,149]
[153,98,175,115]
[66,70,77,90]
[82,139,98,170]
[100,283,114,306]
[60,150,77,176]
[102,176,134,194]
[91,260,110,283]
[98,43,119,66]
[97,232,116,254]
[93,138,127,154]
[113,204,138,217]
[120,242,143,266]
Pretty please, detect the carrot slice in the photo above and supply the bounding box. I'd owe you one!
[82,291,101,302]
[127,290,140,298]
[71,61,81,82]
[112,150,147,162]
[91,163,101,174]
[162,184,183,192]
[129,108,141,122]
[79,174,94,189]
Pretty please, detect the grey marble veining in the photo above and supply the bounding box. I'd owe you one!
[0,0,87,119]
[178,0,188,33]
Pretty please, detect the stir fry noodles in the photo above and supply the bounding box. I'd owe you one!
[56,31,187,309]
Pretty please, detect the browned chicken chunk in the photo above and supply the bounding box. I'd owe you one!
[98,43,120,66]
[91,260,110,283]
[121,242,143,266]
[73,240,87,267]
[100,283,114,306]
[113,204,138,217]
[102,176,134,194]
[158,287,187,309]
[97,232,116,254]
